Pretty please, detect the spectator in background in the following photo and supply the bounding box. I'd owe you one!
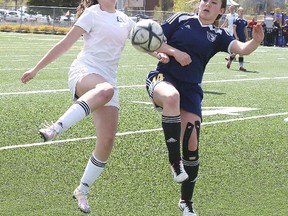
[248,18,258,39]
[283,19,288,46]
[248,18,257,27]
[273,18,281,46]
[227,7,248,71]
[261,21,268,46]
[273,18,281,28]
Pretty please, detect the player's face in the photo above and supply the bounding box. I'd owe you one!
[198,0,225,24]
[99,0,117,11]
[238,9,244,17]
[229,5,235,13]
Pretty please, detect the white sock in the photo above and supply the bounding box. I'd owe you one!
[54,100,90,133]
[78,153,107,194]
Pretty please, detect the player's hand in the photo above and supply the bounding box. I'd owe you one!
[21,69,38,84]
[174,50,192,66]
[252,24,264,44]
[156,52,170,63]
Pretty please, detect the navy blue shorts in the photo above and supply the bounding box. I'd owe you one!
[146,70,203,118]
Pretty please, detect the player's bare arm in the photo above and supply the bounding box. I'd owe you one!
[230,23,264,55]
[21,26,86,84]
[149,51,170,63]
[157,42,192,66]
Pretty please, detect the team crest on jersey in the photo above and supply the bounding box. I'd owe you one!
[207,31,217,42]
[117,16,125,22]
[184,24,191,29]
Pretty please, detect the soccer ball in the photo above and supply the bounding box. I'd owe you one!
[130,19,164,52]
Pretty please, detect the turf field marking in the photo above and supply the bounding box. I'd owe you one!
[1,77,288,96]
[131,104,260,116]
[1,111,287,151]
[0,89,69,95]
[202,107,259,116]
[203,76,288,83]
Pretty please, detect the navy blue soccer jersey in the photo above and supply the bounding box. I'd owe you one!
[234,17,248,42]
[157,13,235,84]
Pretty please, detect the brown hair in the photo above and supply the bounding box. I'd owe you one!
[76,0,99,18]
[216,0,227,20]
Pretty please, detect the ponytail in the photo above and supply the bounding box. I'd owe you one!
[76,0,98,18]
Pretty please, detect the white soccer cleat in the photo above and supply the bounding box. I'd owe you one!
[170,160,189,183]
[39,125,58,142]
[73,188,91,214]
[178,200,197,216]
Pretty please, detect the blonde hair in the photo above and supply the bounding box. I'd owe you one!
[237,7,244,13]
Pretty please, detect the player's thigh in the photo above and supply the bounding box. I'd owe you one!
[153,81,179,107]
[76,74,112,98]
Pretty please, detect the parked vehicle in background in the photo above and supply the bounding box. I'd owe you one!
[36,15,54,25]
[4,10,21,22]
[3,10,36,23]
[20,12,37,22]
[58,15,75,25]
[0,9,7,21]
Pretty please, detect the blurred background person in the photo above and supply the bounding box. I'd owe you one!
[227,7,248,71]
[221,4,238,62]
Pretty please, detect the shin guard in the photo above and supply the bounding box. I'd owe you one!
[181,121,200,201]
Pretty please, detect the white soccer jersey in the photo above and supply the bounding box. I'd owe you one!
[226,12,238,35]
[73,4,134,86]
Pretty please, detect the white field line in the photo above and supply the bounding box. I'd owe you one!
[1,77,288,96]
[1,111,287,151]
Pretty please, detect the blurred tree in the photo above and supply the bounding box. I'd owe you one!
[26,0,79,16]
[27,0,79,7]
[237,0,286,14]
[61,0,79,7]
[173,0,198,13]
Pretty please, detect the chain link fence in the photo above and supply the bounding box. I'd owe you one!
[0,5,174,27]
[0,5,287,46]
[0,5,77,27]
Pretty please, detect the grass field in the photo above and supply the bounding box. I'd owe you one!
[0,32,287,216]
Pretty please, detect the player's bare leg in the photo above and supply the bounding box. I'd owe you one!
[73,106,118,213]
[39,74,113,142]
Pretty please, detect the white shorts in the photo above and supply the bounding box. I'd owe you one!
[68,60,119,109]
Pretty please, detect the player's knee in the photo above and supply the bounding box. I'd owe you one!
[163,91,180,108]
[96,83,114,101]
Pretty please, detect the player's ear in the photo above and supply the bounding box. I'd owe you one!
[219,8,225,16]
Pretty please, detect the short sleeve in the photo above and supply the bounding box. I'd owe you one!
[217,29,236,53]
[161,12,193,41]
[74,9,95,33]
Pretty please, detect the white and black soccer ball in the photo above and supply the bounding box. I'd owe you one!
[130,19,164,52]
